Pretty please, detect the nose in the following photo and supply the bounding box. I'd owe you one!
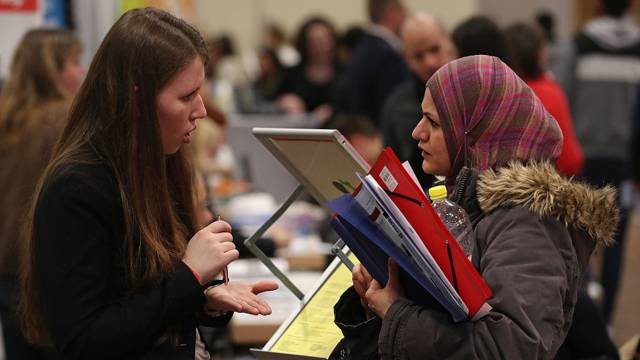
[192,93,207,120]
[412,117,429,141]
[423,54,442,76]
[425,54,438,69]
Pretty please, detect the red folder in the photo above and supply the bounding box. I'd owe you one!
[368,148,492,318]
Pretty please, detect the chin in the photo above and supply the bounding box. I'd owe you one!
[422,161,444,177]
[164,146,181,155]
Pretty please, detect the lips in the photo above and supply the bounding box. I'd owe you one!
[183,127,196,143]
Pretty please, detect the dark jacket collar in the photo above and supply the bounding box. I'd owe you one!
[449,167,485,227]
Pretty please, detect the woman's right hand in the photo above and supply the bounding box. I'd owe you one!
[182,220,238,285]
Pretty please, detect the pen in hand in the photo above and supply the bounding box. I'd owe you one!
[219,215,229,286]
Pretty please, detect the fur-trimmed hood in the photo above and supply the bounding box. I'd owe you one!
[475,161,618,245]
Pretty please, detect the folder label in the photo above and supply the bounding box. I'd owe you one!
[379,166,398,191]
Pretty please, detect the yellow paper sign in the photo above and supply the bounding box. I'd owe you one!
[271,255,358,358]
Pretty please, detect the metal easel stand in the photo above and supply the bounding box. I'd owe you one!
[243,184,306,300]
[330,239,354,271]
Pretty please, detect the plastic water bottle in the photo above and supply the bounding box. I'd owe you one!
[428,185,474,258]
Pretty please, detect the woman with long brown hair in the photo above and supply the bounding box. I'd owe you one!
[19,8,277,359]
[0,28,82,360]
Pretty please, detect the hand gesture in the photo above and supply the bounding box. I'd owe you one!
[183,220,238,284]
[364,259,403,318]
[205,280,279,315]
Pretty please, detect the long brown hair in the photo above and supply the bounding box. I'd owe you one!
[0,28,81,153]
[20,7,208,343]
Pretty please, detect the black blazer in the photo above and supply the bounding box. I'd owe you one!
[32,162,231,360]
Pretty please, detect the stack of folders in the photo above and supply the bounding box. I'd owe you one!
[327,148,493,322]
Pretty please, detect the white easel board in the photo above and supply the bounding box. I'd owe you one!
[252,128,371,205]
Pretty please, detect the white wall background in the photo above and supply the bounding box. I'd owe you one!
[194,0,479,56]
[0,2,44,78]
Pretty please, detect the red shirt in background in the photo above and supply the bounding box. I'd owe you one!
[527,75,584,176]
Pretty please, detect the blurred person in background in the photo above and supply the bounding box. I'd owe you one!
[0,28,83,360]
[202,34,250,116]
[194,172,215,229]
[535,11,574,94]
[337,26,366,66]
[263,22,300,68]
[570,0,640,323]
[326,114,384,166]
[381,12,452,189]
[205,34,250,87]
[277,16,341,122]
[188,118,234,183]
[335,0,410,127]
[506,23,584,176]
[452,15,513,67]
[253,47,284,103]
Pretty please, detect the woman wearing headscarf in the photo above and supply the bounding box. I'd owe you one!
[330,55,618,360]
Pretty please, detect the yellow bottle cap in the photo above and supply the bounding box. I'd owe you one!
[428,185,448,200]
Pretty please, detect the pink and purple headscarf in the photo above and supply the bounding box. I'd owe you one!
[426,55,563,178]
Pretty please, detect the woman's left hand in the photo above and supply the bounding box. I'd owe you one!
[364,259,403,318]
[205,280,278,315]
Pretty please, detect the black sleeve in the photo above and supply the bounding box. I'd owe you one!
[33,170,206,359]
[276,65,297,97]
[331,286,382,360]
[197,279,234,327]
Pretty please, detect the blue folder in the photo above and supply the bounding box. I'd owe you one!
[327,194,467,321]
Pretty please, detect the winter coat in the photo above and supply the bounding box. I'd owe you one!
[331,162,618,360]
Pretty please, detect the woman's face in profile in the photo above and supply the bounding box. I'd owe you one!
[156,56,207,155]
[412,88,451,177]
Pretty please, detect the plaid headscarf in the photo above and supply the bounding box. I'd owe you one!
[426,55,563,179]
